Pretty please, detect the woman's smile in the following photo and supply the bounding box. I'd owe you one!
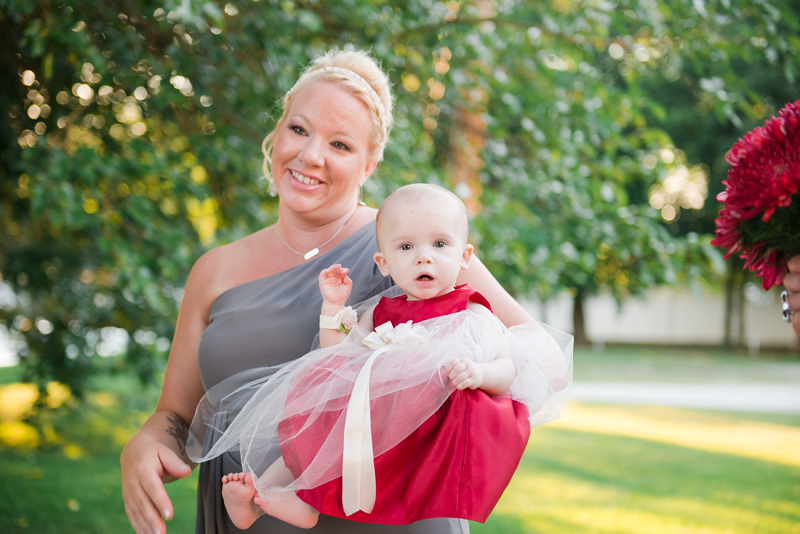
[289,169,322,186]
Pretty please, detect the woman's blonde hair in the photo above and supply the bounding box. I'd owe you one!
[262,50,394,186]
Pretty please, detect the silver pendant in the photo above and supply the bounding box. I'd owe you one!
[304,248,320,261]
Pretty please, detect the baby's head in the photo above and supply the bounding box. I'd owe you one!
[374,184,473,301]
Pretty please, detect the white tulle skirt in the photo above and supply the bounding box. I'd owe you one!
[187,310,572,503]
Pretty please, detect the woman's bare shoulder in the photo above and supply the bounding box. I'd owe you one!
[186,228,275,311]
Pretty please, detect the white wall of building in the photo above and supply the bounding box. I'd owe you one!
[522,284,799,351]
[1,283,797,368]
[0,326,19,367]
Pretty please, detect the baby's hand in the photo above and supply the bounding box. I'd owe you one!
[445,358,484,390]
[319,264,352,305]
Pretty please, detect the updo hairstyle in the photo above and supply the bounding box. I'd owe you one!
[262,50,394,186]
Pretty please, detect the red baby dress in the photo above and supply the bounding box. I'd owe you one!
[281,285,530,524]
[188,285,573,526]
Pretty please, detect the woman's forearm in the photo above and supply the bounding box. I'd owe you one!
[457,255,534,327]
[141,410,196,470]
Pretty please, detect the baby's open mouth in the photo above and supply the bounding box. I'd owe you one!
[417,274,433,281]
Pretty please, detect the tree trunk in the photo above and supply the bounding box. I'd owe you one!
[723,260,735,348]
[572,290,589,346]
[723,259,746,348]
[735,270,746,346]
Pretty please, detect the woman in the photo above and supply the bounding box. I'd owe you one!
[121,49,535,534]
[785,256,800,337]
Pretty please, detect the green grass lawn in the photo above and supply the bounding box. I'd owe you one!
[476,403,800,534]
[572,345,800,384]
[1,348,799,533]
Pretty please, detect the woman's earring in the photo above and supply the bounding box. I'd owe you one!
[358,185,366,206]
[269,181,278,197]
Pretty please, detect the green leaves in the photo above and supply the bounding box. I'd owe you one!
[2,0,797,390]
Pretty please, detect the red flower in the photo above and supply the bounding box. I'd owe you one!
[711,99,800,290]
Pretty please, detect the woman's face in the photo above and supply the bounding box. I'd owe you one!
[271,80,378,221]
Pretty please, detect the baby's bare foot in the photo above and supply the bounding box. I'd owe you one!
[248,472,319,529]
[221,472,264,529]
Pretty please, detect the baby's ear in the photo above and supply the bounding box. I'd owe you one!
[374,251,390,277]
[461,244,474,270]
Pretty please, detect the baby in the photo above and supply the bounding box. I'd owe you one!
[206,184,562,528]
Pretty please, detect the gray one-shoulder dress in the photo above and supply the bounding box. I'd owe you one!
[195,222,470,534]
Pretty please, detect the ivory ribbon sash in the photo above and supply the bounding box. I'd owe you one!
[341,321,430,516]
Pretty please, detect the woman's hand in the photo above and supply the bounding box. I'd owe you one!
[120,247,212,532]
[319,263,353,305]
[121,413,193,534]
[784,255,800,337]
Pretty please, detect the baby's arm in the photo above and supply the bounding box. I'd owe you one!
[445,302,515,396]
[319,264,355,348]
[318,264,377,347]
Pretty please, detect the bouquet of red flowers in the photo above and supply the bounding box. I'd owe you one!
[711,99,800,290]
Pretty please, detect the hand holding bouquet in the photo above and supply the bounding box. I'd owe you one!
[711,99,800,290]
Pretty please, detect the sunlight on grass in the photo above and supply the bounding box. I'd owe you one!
[0,382,78,450]
[499,460,800,533]
[0,383,38,421]
[495,479,798,534]
[474,403,800,534]
[63,443,84,459]
[90,391,116,409]
[0,421,39,447]
[551,402,800,467]
[0,382,72,422]
[113,425,135,447]
[45,383,71,408]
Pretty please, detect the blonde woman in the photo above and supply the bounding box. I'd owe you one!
[121,50,535,534]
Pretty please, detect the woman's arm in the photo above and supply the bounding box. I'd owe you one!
[120,412,194,534]
[121,248,220,534]
[456,253,534,327]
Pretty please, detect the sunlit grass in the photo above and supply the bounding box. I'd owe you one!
[552,403,800,467]
[0,370,196,534]
[0,442,199,533]
[2,354,799,533]
[0,383,39,421]
[475,403,800,534]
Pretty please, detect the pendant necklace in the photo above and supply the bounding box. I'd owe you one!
[276,211,356,261]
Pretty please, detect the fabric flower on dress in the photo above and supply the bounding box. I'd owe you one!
[711,99,800,290]
[362,321,432,349]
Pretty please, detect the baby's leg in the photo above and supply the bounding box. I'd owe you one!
[221,472,264,530]
[252,456,319,529]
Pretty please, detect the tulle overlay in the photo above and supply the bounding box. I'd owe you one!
[187,294,572,521]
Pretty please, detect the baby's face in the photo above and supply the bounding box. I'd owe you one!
[374,199,472,301]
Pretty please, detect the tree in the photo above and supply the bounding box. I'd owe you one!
[2,0,793,393]
[634,2,800,346]
[430,1,799,343]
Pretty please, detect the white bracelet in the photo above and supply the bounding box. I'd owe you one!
[319,314,341,330]
[320,306,357,333]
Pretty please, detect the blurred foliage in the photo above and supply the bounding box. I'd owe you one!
[1,0,798,391]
